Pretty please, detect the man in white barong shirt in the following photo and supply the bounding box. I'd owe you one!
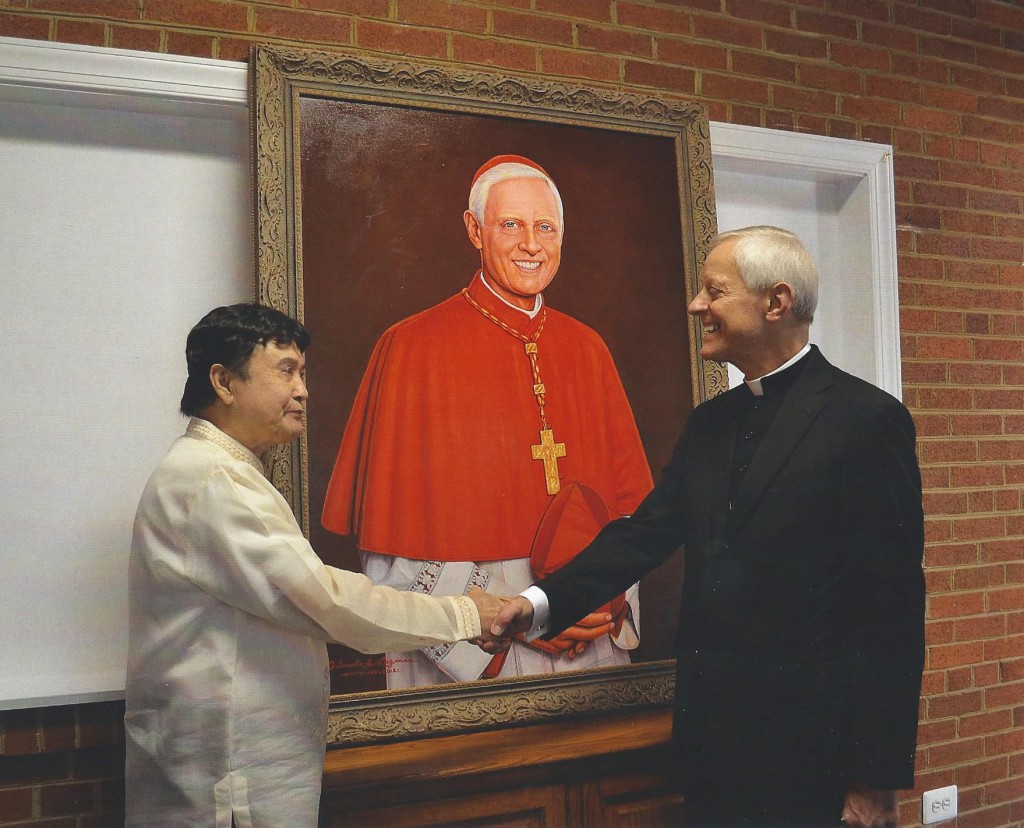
[124,304,504,828]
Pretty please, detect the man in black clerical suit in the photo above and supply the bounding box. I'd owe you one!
[490,226,925,828]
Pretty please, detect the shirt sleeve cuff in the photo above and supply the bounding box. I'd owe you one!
[520,585,550,642]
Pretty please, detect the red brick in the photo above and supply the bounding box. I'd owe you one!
[702,72,769,104]
[952,413,1006,437]
[976,339,1024,362]
[928,733,986,767]
[38,707,76,753]
[920,670,947,697]
[773,85,836,115]
[764,28,827,59]
[945,211,996,236]
[977,387,1024,408]
[796,9,858,39]
[953,515,1007,541]
[962,114,1016,143]
[0,787,33,822]
[986,776,1024,808]
[40,779,98,817]
[917,336,972,360]
[892,53,950,84]
[984,679,1024,709]
[893,4,951,36]
[144,0,247,32]
[978,40,1024,74]
[216,36,255,61]
[1000,658,1024,682]
[77,703,124,751]
[539,48,618,83]
[955,756,1010,788]
[493,10,573,46]
[52,18,104,45]
[395,0,487,32]
[165,30,215,57]
[929,688,984,719]
[298,0,388,14]
[255,7,352,44]
[919,233,972,258]
[927,617,955,644]
[728,0,791,28]
[617,2,693,37]
[452,35,536,73]
[657,39,728,71]
[624,60,695,94]
[930,590,987,619]
[691,13,761,48]
[955,615,1007,643]
[830,0,891,23]
[902,105,960,134]
[728,103,763,127]
[988,587,1024,612]
[960,708,1014,738]
[798,63,861,95]
[923,489,968,515]
[34,0,139,15]
[919,32,977,65]
[865,74,921,105]
[985,727,1024,757]
[968,487,995,511]
[356,20,446,60]
[862,19,918,52]
[535,0,613,23]
[111,24,161,52]
[921,0,973,18]
[914,182,969,209]
[577,24,652,57]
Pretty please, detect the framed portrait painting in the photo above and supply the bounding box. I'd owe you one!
[251,44,721,746]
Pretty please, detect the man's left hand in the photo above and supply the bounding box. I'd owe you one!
[841,785,899,827]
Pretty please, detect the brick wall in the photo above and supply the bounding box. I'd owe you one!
[0,1,1021,826]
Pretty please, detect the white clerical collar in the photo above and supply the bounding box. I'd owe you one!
[744,344,812,397]
[479,272,543,319]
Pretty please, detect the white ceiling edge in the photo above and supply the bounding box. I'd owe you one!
[0,34,247,104]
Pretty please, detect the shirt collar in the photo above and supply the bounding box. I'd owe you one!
[185,417,264,473]
[744,343,812,397]
[478,271,543,319]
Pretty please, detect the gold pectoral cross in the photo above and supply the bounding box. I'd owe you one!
[531,427,566,495]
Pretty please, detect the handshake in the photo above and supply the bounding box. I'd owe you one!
[464,588,621,659]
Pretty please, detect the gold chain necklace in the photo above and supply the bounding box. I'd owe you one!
[462,285,565,495]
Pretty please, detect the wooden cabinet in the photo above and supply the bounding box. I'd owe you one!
[320,708,683,828]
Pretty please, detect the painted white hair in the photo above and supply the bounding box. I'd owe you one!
[468,162,564,229]
[712,225,819,323]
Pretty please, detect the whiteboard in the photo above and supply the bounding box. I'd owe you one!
[0,38,250,708]
[0,38,898,709]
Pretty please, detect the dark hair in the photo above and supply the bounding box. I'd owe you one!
[180,303,311,416]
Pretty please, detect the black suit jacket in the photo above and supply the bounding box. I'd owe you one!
[539,347,925,802]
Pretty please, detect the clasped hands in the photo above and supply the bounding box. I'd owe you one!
[469,590,596,655]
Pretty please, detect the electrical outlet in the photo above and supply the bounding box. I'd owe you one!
[922,785,957,824]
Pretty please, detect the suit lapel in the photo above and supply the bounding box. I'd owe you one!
[728,349,833,532]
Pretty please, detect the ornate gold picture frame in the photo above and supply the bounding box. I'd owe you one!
[251,44,721,747]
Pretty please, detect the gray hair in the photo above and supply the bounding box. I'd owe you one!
[712,226,819,323]
[468,162,564,229]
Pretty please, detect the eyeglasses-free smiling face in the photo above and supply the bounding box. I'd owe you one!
[688,238,772,378]
[465,177,563,310]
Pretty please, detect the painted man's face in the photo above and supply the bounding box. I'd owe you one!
[465,177,562,310]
